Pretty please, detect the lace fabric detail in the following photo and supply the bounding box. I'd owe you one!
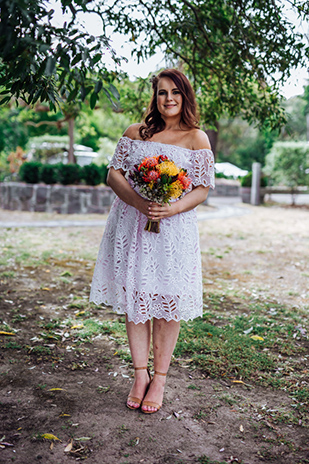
[108,136,215,189]
[90,136,215,324]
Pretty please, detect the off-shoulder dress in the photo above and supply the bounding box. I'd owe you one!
[89,136,215,324]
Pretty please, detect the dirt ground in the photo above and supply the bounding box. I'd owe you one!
[0,202,309,464]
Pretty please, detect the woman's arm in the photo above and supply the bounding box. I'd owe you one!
[147,185,209,220]
[107,167,150,217]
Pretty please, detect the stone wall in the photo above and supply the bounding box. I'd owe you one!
[208,178,240,197]
[0,182,116,214]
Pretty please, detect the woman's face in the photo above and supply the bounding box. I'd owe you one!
[156,77,182,119]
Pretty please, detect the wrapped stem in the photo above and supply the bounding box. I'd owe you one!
[144,219,160,233]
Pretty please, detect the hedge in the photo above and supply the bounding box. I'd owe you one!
[18,162,109,186]
[241,171,268,187]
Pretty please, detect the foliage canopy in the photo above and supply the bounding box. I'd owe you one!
[0,0,121,110]
[107,0,309,130]
[0,0,309,133]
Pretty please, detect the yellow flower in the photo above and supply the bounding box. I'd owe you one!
[157,161,179,176]
[169,180,184,199]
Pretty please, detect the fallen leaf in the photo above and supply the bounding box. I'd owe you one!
[71,324,83,330]
[64,439,73,452]
[243,327,253,335]
[232,380,245,384]
[0,331,15,336]
[239,424,244,432]
[50,442,54,450]
[75,311,85,317]
[59,413,71,417]
[41,433,61,441]
[250,335,264,341]
[49,388,66,392]
[75,437,92,441]
[42,287,51,291]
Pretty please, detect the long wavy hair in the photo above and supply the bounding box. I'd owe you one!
[139,69,199,140]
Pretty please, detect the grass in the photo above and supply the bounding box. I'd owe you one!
[173,293,309,416]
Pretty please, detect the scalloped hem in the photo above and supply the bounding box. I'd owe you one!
[89,298,202,324]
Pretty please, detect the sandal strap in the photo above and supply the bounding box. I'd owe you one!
[154,371,167,376]
[134,366,148,371]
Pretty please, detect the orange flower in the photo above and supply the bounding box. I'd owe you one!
[178,170,191,189]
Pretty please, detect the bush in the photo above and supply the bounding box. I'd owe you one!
[81,163,102,186]
[100,164,109,185]
[57,163,82,185]
[18,162,109,186]
[39,164,59,184]
[241,171,267,187]
[264,141,309,188]
[19,161,42,183]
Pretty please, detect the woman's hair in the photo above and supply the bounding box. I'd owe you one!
[139,69,199,140]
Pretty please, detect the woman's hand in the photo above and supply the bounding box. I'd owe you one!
[147,202,178,220]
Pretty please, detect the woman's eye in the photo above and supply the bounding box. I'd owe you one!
[173,90,180,94]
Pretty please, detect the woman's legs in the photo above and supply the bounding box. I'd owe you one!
[141,318,180,413]
[125,315,151,408]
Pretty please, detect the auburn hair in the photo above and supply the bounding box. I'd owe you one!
[139,69,199,140]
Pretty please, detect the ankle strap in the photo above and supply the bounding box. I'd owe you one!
[134,366,148,371]
[154,371,167,376]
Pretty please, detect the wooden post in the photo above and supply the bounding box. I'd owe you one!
[251,162,261,205]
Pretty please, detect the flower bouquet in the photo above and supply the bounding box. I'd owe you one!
[129,155,191,233]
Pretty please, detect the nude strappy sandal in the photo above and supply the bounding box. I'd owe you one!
[126,367,152,410]
[141,371,167,414]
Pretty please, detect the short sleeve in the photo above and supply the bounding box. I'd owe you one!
[108,136,133,172]
[189,149,215,189]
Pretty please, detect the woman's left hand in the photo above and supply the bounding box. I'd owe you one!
[147,202,178,220]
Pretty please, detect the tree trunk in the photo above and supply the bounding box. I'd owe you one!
[68,117,76,164]
[204,121,219,157]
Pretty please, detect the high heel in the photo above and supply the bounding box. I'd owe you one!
[126,367,152,410]
[141,371,167,414]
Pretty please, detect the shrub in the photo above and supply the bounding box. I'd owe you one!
[39,164,59,184]
[81,163,102,186]
[57,163,82,185]
[241,171,267,187]
[264,141,309,188]
[100,164,109,185]
[19,161,42,183]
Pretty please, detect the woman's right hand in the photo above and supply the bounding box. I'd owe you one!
[108,167,151,217]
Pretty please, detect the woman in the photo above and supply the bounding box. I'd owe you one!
[90,69,215,414]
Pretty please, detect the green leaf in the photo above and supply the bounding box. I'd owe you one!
[90,91,97,109]
[0,96,11,105]
[94,80,103,93]
[108,83,120,101]
[45,57,56,76]
[71,53,82,66]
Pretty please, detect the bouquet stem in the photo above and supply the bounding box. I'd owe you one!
[144,219,160,233]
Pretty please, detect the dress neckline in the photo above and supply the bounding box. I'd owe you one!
[120,136,212,153]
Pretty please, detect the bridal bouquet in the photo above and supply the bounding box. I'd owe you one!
[129,155,191,233]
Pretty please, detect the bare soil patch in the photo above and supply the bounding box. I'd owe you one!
[0,204,308,464]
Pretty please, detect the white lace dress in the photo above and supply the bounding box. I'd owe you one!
[90,136,215,324]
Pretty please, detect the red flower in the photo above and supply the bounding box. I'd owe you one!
[158,155,168,163]
[143,170,160,182]
[139,157,158,171]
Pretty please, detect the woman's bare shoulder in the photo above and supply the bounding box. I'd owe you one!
[123,124,143,140]
[188,129,212,150]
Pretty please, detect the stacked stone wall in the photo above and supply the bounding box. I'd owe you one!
[0,182,116,214]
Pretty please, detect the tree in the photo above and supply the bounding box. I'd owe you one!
[0,0,121,110]
[107,0,309,133]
